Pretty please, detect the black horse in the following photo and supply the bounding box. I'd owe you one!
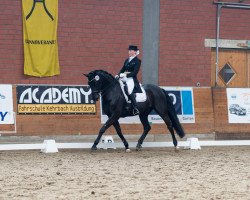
[84,70,185,151]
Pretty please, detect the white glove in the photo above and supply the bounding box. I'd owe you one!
[115,75,119,80]
[120,76,127,82]
[119,73,126,78]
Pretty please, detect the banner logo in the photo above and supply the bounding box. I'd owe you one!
[26,0,54,21]
[0,112,8,122]
[17,85,96,115]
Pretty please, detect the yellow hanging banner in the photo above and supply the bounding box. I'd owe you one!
[22,0,60,77]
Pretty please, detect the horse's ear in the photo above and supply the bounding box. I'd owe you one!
[82,73,89,78]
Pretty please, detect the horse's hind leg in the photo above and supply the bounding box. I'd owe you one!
[136,115,151,151]
[155,110,178,148]
[113,121,130,152]
[163,116,178,147]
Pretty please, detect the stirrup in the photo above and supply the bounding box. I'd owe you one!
[133,108,140,115]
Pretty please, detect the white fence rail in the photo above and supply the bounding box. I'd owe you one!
[0,137,250,153]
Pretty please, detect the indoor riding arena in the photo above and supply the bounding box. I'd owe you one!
[0,0,250,199]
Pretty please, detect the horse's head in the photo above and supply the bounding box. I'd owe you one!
[83,71,102,101]
[83,70,115,101]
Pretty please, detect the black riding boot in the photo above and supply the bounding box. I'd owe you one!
[128,94,139,115]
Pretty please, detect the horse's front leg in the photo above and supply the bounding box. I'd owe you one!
[113,121,130,152]
[91,114,119,150]
[91,124,107,150]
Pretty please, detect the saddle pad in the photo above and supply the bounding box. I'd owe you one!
[118,80,147,103]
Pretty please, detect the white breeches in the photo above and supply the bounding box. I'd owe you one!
[121,77,134,95]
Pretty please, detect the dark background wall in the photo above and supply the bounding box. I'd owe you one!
[0,0,143,85]
[159,1,250,87]
[1,0,250,86]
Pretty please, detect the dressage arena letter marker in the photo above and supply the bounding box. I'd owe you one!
[99,136,116,149]
[41,140,58,153]
[187,138,201,150]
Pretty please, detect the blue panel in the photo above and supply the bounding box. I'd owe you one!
[181,91,193,115]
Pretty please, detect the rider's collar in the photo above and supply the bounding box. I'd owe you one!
[129,55,136,62]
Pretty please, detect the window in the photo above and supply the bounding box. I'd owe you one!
[218,63,236,85]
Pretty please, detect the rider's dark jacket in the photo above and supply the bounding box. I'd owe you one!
[119,56,142,93]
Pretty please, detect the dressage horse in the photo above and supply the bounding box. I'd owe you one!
[84,70,185,151]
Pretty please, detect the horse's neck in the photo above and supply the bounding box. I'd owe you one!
[101,79,113,90]
[101,82,120,101]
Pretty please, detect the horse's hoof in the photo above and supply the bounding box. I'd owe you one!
[175,146,180,152]
[91,146,97,151]
[136,145,142,151]
[125,148,131,153]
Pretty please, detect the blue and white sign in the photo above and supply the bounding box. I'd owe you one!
[101,87,195,124]
[227,88,250,123]
[149,87,195,124]
[0,85,14,124]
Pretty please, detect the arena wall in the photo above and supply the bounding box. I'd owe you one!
[1,87,214,136]
[0,0,143,85]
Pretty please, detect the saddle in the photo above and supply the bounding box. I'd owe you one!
[118,79,147,103]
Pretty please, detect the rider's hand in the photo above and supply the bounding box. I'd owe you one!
[119,73,126,78]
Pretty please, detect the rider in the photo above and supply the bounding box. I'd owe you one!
[116,45,142,115]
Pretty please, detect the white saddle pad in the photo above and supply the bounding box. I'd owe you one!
[118,79,147,103]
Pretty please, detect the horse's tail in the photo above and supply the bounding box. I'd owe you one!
[163,89,185,138]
